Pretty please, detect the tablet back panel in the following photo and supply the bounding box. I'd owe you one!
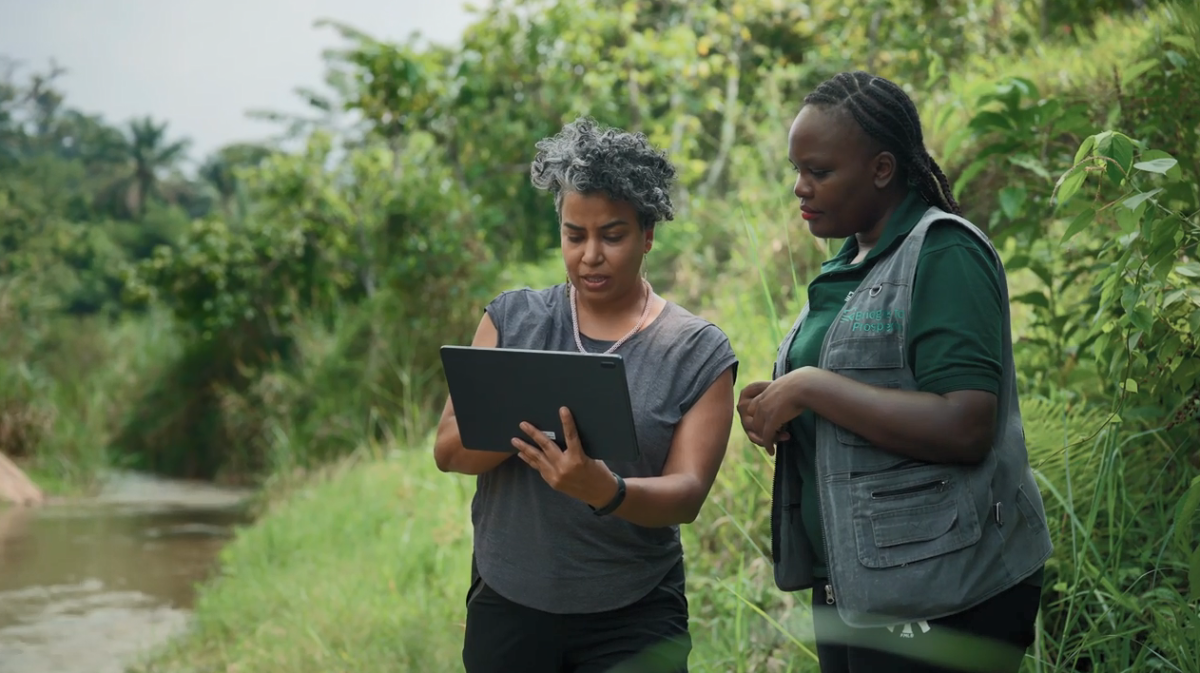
[439,345,641,462]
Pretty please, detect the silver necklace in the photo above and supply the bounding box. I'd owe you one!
[569,278,653,355]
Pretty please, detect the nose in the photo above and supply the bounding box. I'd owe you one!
[794,173,813,200]
[582,237,604,266]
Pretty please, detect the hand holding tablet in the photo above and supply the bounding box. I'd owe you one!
[509,406,623,510]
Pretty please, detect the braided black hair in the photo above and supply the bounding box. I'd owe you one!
[804,71,962,216]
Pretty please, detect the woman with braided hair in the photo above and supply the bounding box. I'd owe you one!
[738,71,1052,672]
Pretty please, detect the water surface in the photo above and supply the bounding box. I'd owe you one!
[0,472,251,673]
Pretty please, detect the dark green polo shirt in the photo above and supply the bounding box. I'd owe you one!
[784,191,1043,587]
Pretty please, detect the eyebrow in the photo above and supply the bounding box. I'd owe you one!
[563,220,630,230]
[790,152,827,164]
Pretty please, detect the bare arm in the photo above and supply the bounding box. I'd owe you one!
[745,232,1005,465]
[795,367,997,464]
[433,312,514,475]
[600,366,736,527]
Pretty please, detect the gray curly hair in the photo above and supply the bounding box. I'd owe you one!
[530,117,676,231]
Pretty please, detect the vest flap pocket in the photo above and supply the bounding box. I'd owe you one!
[823,334,905,370]
[851,471,981,569]
[1016,483,1047,533]
[870,500,958,548]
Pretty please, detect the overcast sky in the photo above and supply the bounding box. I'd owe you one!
[0,0,476,162]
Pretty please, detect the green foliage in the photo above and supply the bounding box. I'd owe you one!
[114,128,499,478]
[4,1,1200,670]
[0,302,182,491]
[129,449,477,673]
[1177,475,1200,602]
[1053,131,1199,424]
[0,61,199,317]
[947,75,1095,234]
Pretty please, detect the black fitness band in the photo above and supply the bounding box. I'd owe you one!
[591,472,626,516]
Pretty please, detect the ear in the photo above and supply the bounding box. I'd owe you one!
[872,151,899,190]
[644,227,655,253]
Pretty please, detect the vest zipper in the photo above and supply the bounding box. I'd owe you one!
[819,487,833,605]
[815,287,843,616]
[871,479,947,499]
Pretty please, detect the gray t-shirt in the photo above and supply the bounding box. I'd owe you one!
[470,282,739,614]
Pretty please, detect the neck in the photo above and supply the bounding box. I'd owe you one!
[574,278,648,321]
[854,188,907,251]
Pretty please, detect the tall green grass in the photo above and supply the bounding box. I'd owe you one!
[129,443,476,673]
[0,299,182,494]
[1027,418,1199,672]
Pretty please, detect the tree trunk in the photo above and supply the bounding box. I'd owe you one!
[700,43,742,197]
[866,8,884,72]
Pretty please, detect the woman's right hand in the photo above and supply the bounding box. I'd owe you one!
[433,312,514,475]
[737,381,791,455]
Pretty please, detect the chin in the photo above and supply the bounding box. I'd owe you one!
[806,222,841,239]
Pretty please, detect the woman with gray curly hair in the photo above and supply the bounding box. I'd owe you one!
[434,117,739,673]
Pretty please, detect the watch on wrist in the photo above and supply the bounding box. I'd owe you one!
[590,472,626,517]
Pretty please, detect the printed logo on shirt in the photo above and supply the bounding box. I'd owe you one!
[886,620,932,638]
[839,307,907,334]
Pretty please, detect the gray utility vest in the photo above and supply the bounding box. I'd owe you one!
[769,206,1054,629]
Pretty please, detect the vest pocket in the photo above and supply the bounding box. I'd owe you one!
[850,467,981,569]
[1015,483,1047,533]
[822,334,906,370]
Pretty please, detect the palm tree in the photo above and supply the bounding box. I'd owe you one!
[120,116,190,219]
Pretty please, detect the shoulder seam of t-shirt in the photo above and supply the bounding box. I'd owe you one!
[486,286,554,348]
[695,345,740,406]
[920,230,995,254]
[913,235,1001,285]
[675,321,739,417]
[920,220,999,257]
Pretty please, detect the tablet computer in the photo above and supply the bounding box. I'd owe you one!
[439,345,641,462]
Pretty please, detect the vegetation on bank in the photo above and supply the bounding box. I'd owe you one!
[129,446,477,673]
[3,0,1199,670]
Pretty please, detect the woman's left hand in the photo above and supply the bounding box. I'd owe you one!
[513,407,619,509]
[745,370,809,444]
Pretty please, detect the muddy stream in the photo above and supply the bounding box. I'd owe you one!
[0,472,253,673]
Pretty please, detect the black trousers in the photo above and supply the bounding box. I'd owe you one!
[462,563,691,673]
[811,581,1042,673]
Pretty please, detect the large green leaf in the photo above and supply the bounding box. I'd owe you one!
[1061,207,1096,243]
[1175,262,1200,278]
[998,187,1027,219]
[1133,158,1179,175]
[1123,188,1164,210]
[1099,132,1136,186]
[1054,168,1089,208]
